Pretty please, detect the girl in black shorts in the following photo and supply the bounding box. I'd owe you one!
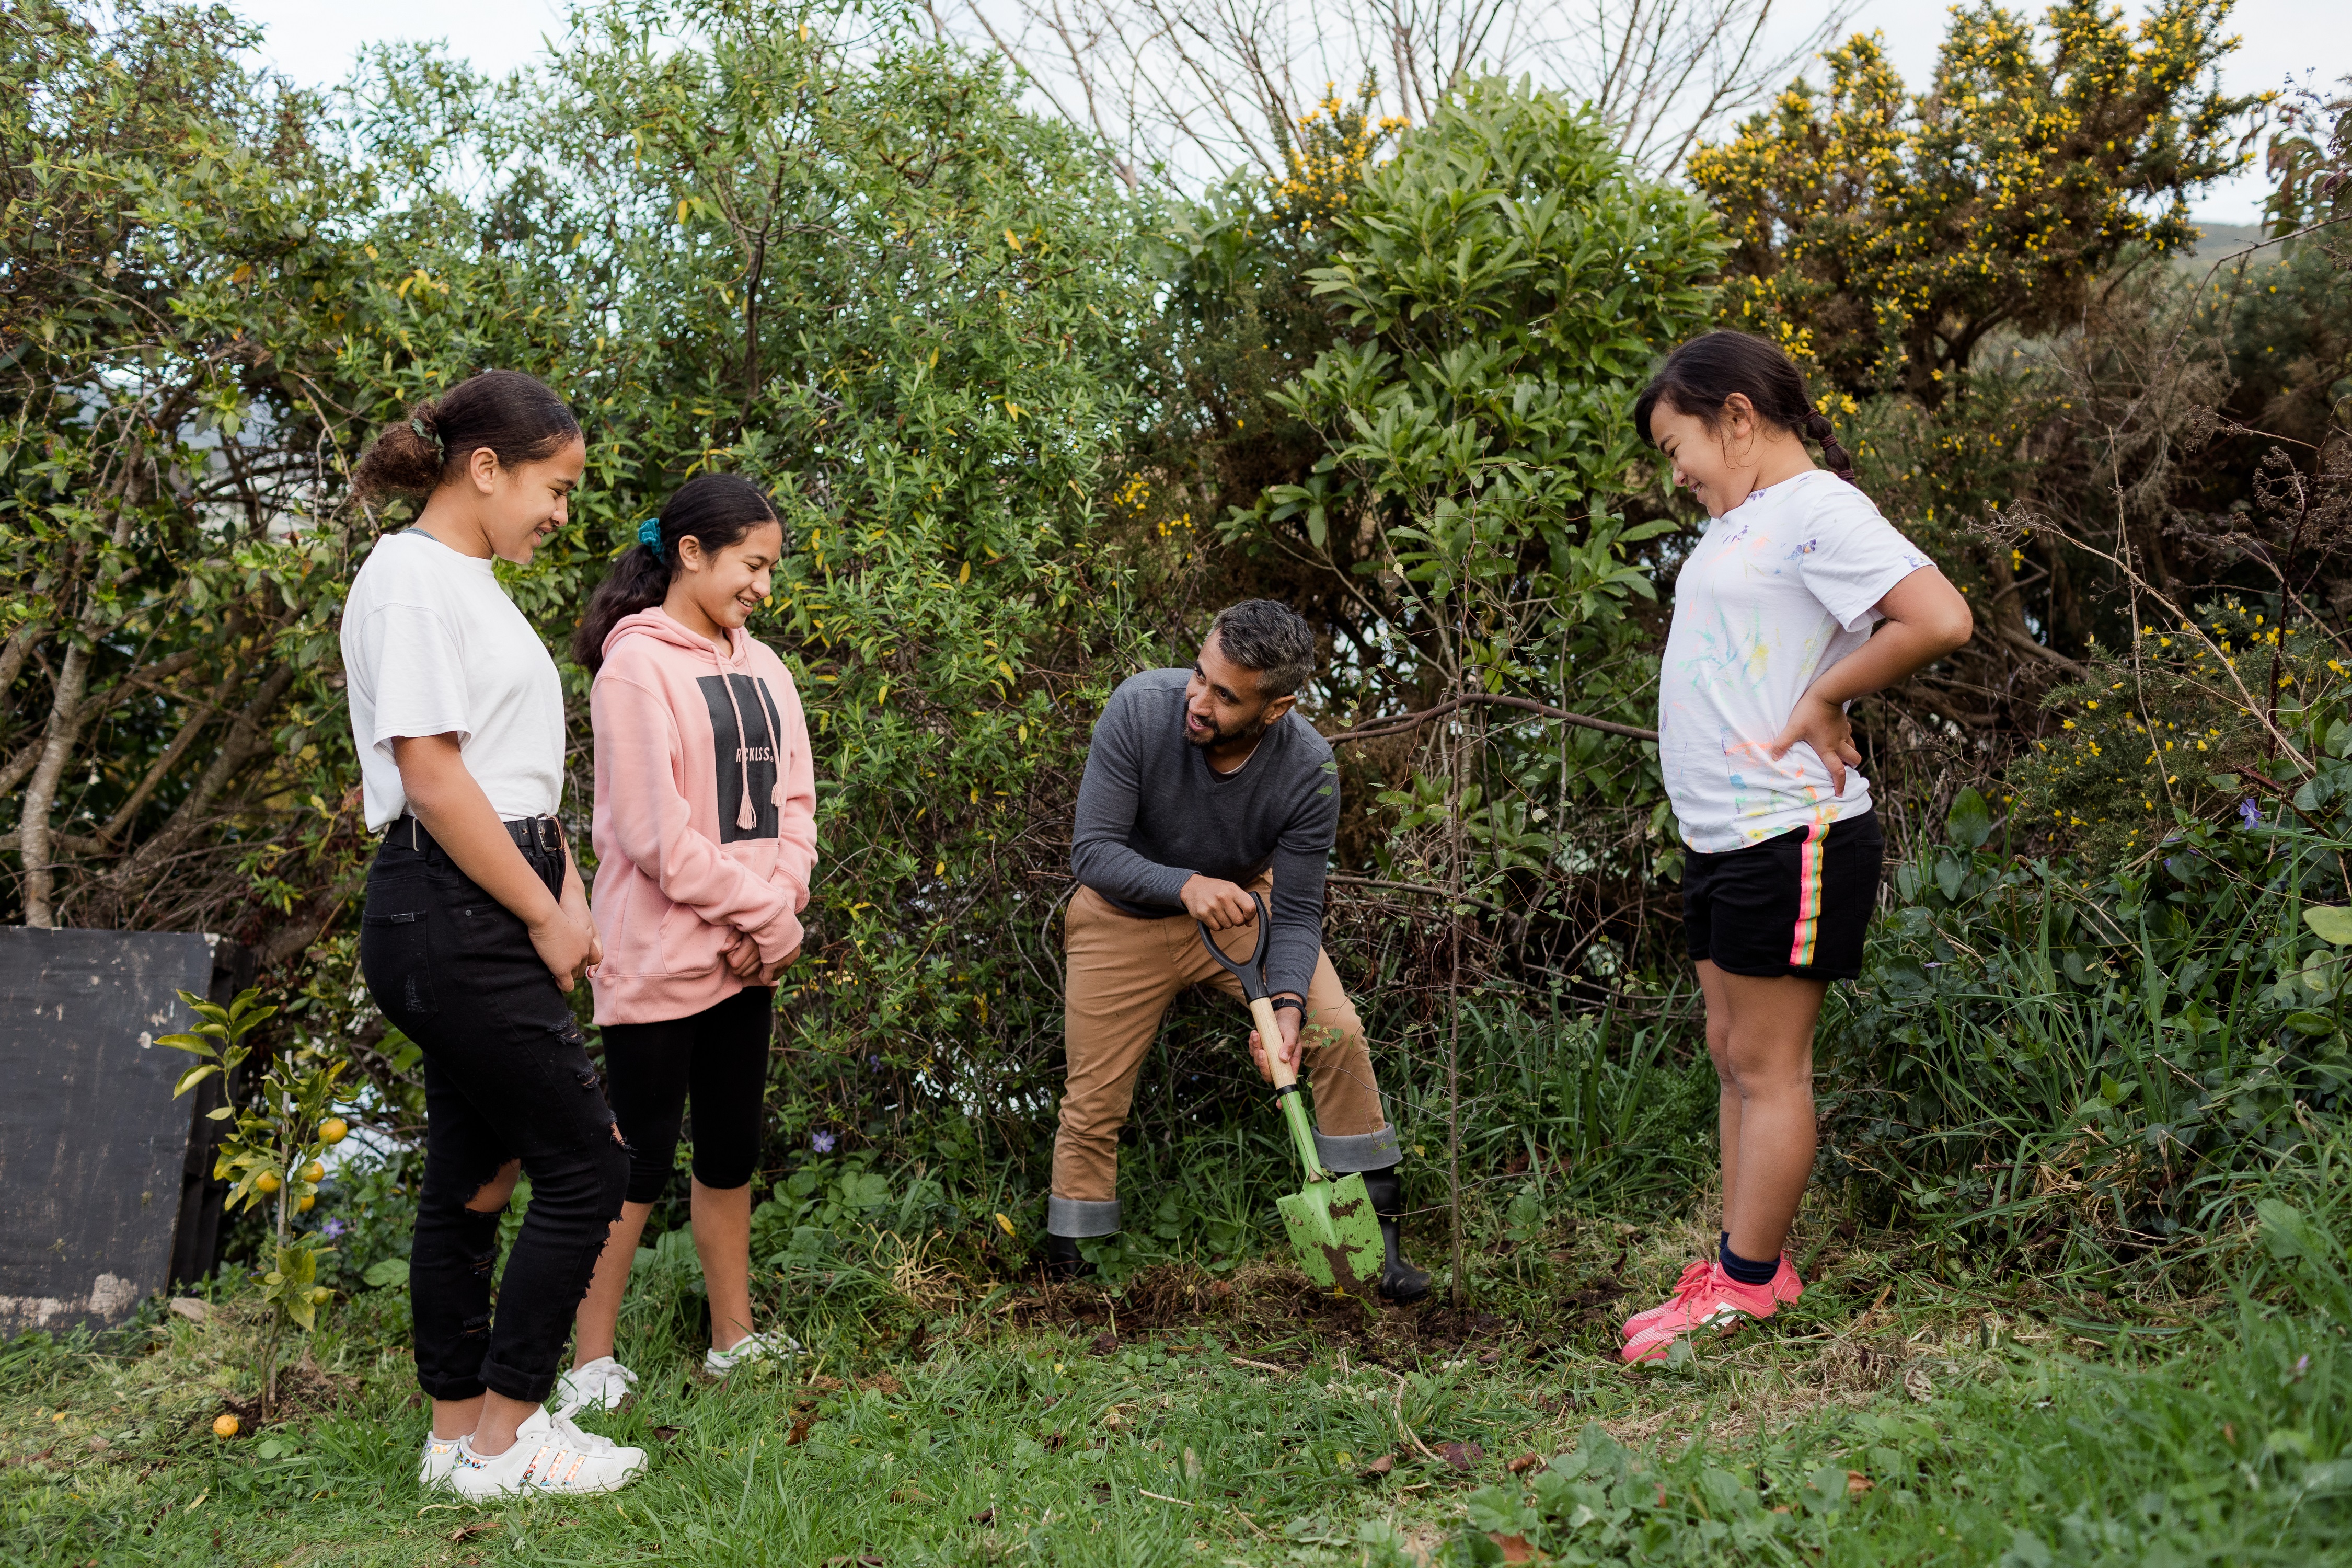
[1618,331,1973,1362]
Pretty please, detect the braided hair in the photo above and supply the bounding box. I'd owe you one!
[1632,331,1859,488]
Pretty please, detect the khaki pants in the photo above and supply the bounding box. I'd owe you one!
[1047,883,1399,1237]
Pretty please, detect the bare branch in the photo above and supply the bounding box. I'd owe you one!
[940,0,1854,184]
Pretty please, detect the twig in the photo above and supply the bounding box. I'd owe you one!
[1327,692,1656,745]
[1325,873,1501,915]
[1136,1489,1194,1507]
[1379,1367,1445,1465]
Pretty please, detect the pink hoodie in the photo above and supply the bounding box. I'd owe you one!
[587,608,819,1025]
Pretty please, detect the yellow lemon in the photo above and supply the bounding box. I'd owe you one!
[253,1171,282,1195]
[300,1161,326,1184]
[318,1117,348,1145]
[213,1414,239,1438]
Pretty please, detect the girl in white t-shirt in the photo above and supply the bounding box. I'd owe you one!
[342,370,644,1497]
[1616,331,1973,1364]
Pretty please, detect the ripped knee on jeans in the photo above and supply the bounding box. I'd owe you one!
[465,1158,522,1214]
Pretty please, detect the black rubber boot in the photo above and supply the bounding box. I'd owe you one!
[1355,1166,1431,1303]
[1042,1232,1096,1282]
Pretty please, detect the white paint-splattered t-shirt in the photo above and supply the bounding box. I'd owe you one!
[1659,468,1932,855]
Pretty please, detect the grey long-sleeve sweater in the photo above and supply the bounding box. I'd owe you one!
[1068,668,1339,999]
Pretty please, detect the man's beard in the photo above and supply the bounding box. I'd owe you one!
[1185,708,1273,749]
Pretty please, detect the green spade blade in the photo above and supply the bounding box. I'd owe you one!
[1277,1171,1383,1295]
[1273,1087,1382,1295]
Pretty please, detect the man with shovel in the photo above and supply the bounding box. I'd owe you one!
[1045,599,1430,1301]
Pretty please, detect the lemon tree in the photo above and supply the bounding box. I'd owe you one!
[159,985,349,1416]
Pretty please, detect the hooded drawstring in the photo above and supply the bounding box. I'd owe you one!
[714,630,759,832]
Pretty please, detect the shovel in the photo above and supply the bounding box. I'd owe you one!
[1197,893,1383,1297]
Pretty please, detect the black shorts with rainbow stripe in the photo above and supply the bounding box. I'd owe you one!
[1682,809,1883,981]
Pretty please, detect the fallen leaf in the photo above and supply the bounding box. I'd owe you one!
[785,1418,813,1446]
[1091,1332,1119,1356]
[1357,1455,1395,1481]
[1506,1452,1540,1475]
[970,1507,995,1526]
[1488,1533,1535,1563]
[1904,1365,1934,1403]
[1438,1441,1484,1473]
[168,1297,210,1324]
[1042,1429,1066,1451]
[1478,1349,1503,1365]
[1846,1471,1874,1495]
[652,1425,684,1443]
[448,1520,501,1542]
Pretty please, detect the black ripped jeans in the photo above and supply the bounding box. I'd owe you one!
[360,817,628,1405]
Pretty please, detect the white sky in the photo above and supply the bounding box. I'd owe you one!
[238,0,2344,223]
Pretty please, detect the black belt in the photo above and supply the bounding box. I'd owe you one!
[388,813,564,856]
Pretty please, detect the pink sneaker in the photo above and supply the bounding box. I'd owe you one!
[1619,1258,1711,1341]
[1620,1260,1800,1364]
[1619,1253,1801,1340]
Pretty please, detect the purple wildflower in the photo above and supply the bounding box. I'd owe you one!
[320,1218,348,1239]
[2239,798,2263,828]
[867,1052,882,1071]
[811,1131,837,1154]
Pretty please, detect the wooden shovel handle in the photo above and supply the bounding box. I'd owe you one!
[1249,996,1295,1090]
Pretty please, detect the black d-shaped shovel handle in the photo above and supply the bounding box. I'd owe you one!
[1195,891,1272,1001]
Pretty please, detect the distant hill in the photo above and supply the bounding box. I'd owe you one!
[2180,221,2275,267]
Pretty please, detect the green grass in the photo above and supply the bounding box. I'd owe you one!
[8,1185,2350,1567]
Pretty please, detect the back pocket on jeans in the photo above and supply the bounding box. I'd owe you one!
[360,908,438,1017]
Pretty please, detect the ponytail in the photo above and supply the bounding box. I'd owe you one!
[1634,330,1862,489]
[572,473,783,673]
[1799,410,1858,486]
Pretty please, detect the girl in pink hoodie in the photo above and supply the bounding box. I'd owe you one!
[558,474,818,1409]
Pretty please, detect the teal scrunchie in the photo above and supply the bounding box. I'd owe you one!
[636,518,663,550]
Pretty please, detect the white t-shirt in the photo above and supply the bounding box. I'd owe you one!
[340,528,567,832]
[1658,469,1932,855]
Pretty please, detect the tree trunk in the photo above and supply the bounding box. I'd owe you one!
[0,619,50,726]
[18,638,93,928]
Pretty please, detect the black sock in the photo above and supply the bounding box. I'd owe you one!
[1718,1240,1778,1286]
[1719,1230,1730,1263]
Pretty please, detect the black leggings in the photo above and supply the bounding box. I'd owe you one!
[360,818,629,1405]
[601,986,774,1205]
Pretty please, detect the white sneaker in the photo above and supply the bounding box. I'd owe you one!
[420,1433,463,1491]
[448,1406,645,1498]
[426,1411,617,1489]
[704,1328,800,1378]
[547,1408,626,1454]
[554,1356,638,1414]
